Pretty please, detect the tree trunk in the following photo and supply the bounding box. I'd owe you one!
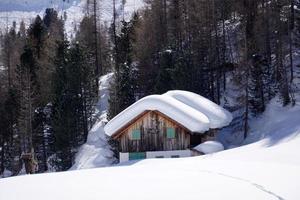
[93,0,100,93]
[0,136,4,175]
[275,2,291,105]
[264,0,272,100]
[289,0,295,82]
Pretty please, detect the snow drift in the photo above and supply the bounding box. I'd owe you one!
[193,141,224,154]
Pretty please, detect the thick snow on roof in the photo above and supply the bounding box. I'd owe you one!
[105,95,210,136]
[104,90,232,136]
[193,141,225,154]
[164,90,232,129]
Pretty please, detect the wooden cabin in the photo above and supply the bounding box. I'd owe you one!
[111,110,218,161]
[105,90,232,162]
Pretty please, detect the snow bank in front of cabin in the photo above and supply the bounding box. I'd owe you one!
[104,91,233,136]
[1,97,300,200]
[104,94,211,136]
[70,73,116,170]
[164,90,233,128]
[193,141,224,154]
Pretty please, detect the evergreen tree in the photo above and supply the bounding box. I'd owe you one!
[3,88,20,174]
[14,45,39,174]
[51,40,72,171]
[32,103,54,172]
[28,16,47,59]
[52,40,96,171]
[154,50,174,94]
[108,18,138,119]
[248,54,268,115]
[172,50,194,91]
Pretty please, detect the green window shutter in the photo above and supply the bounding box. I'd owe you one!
[129,152,146,160]
[132,129,141,140]
[167,127,176,139]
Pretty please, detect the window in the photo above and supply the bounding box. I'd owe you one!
[129,152,146,160]
[166,128,175,139]
[155,156,164,158]
[131,129,141,140]
[171,155,180,158]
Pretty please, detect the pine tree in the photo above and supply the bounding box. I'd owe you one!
[32,103,55,172]
[15,45,39,174]
[52,40,96,171]
[154,50,174,94]
[274,1,291,106]
[3,88,20,175]
[108,18,138,119]
[248,54,268,115]
[51,40,72,171]
[27,16,46,59]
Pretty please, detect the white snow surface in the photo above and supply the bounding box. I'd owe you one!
[105,91,233,136]
[1,97,300,199]
[193,141,224,154]
[70,73,116,170]
[164,90,233,129]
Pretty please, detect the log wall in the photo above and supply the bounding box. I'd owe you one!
[117,111,191,152]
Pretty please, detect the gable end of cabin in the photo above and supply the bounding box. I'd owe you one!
[111,110,218,162]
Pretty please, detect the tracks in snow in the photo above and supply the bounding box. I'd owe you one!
[199,169,285,200]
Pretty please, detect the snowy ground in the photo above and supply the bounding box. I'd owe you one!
[1,93,300,199]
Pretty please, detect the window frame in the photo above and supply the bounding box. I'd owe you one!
[131,129,141,140]
[166,127,176,139]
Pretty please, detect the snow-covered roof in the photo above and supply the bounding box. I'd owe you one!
[164,90,232,129]
[104,90,232,137]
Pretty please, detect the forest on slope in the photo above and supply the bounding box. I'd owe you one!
[0,0,300,177]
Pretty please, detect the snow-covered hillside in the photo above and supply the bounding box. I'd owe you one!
[0,0,79,12]
[70,73,116,170]
[0,0,82,36]
[1,92,300,199]
[0,0,145,37]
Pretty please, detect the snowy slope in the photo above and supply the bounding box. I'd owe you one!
[1,95,300,200]
[70,73,116,170]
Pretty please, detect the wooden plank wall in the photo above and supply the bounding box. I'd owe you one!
[118,111,191,152]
